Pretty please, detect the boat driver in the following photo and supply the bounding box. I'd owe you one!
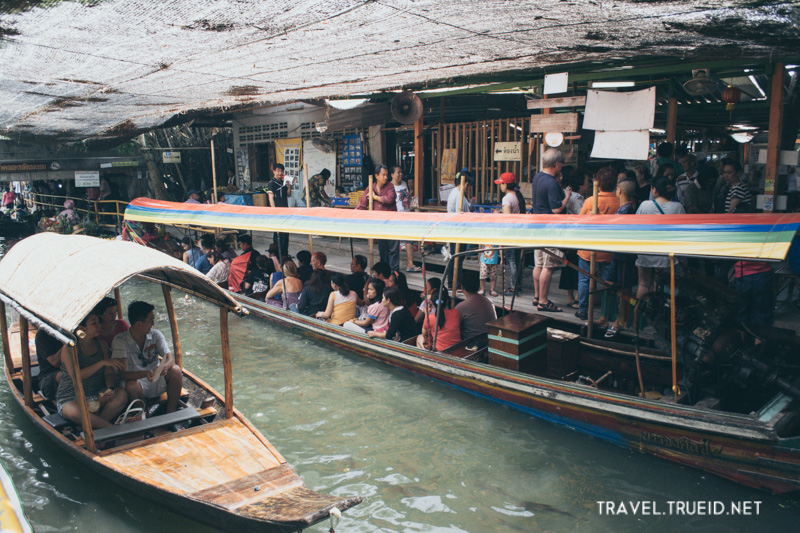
[112,301,183,414]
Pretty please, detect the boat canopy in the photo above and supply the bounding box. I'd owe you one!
[0,233,243,340]
[125,198,800,261]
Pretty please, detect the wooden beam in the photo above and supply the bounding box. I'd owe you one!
[19,317,33,408]
[304,164,313,252]
[414,116,424,205]
[0,301,12,373]
[220,308,233,419]
[527,96,586,110]
[114,287,124,323]
[65,344,96,453]
[529,113,578,133]
[666,97,678,145]
[763,62,785,214]
[162,285,183,369]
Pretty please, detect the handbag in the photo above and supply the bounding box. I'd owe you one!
[115,399,146,425]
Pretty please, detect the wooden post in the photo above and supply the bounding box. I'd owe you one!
[669,253,679,402]
[451,174,466,307]
[211,138,219,204]
[368,174,374,270]
[161,285,182,369]
[220,308,233,419]
[414,116,424,206]
[0,301,12,373]
[763,62,785,214]
[666,97,678,145]
[586,181,599,338]
[65,344,96,453]
[18,317,33,408]
[114,287,123,323]
[304,164,313,252]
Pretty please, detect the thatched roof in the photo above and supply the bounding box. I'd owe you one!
[0,1,798,142]
[0,233,241,336]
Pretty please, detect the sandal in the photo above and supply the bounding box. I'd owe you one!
[532,298,539,307]
[567,300,579,309]
[490,290,499,297]
[604,326,620,338]
[406,266,422,273]
[537,300,562,312]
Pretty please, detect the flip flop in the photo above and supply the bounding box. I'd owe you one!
[538,300,562,312]
[490,291,499,297]
[567,301,579,309]
[604,326,620,338]
[406,266,422,273]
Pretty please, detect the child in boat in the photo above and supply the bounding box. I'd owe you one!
[367,286,419,342]
[57,311,128,428]
[479,244,499,297]
[416,291,461,351]
[112,301,183,414]
[344,278,388,334]
[315,273,358,325]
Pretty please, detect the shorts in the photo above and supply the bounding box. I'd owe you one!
[534,248,565,269]
[480,262,497,281]
[137,375,168,399]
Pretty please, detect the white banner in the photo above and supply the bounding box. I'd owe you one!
[74,171,100,187]
[583,87,655,131]
[590,131,650,160]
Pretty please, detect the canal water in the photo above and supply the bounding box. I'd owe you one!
[2,261,800,531]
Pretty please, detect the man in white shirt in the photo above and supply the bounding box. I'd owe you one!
[112,301,183,413]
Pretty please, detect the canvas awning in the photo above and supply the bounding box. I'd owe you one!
[125,198,800,261]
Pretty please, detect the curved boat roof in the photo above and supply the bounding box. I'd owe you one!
[125,198,800,261]
[0,233,242,337]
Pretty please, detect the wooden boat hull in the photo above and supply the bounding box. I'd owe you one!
[235,293,800,494]
[4,339,359,533]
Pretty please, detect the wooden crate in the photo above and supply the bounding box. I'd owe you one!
[546,329,580,379]
[487,312,550,374]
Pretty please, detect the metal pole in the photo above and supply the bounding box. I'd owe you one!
[670,253,679,402]
[304,164,313,252]
[368,174,374,270]
[211,138,219,204]
[451,174,467,308]
[587,180,599,337]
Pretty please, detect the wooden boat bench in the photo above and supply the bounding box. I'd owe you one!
[84,406,200,443]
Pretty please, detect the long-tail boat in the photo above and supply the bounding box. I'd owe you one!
[124,197,800,494]
[0,233,360,532]
[0,459,33,533]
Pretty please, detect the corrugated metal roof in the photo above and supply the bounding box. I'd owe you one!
[0,0,798,141]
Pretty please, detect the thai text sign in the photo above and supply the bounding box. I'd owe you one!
[493,142,522,161]
[75,171,100,187]
[163,151,181,164]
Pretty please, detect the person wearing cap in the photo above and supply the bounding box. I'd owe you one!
[530,148,571,313]
[308,168,332,207]
[494,172,526,296]
[443,169,475,291]
[185,189,201,204]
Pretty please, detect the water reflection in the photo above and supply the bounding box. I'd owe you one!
[1,273,799,531]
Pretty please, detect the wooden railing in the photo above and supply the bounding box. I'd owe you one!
[22,192,129,232]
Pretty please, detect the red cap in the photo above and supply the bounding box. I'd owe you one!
[494,172,516,184]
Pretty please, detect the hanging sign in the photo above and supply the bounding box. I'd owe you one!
[163,151,181,164]
[75,171,100,187]
[493,142,523,161]
[530,113,578,133]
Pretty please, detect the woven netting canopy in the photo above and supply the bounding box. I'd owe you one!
[1,0,799,141]
[0,233,242,337]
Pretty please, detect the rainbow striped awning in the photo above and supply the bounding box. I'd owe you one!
[124,198,800,260]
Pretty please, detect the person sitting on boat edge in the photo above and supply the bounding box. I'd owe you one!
[57,311,128,428]
[417,290,461,351]
[294,269,332,316]
[414,277,442,324]
[368,286,419,342]
[295,250,314,284]
[112,301,183,414]
[456,273,496,348]
[315,273,358,325]
[95,297,130,348]
[181,236,211,275]
[35,329,65,401]
[205,251,230,285]
[344,278,389,334]
[265,260,303,309]
[346,254,369,303]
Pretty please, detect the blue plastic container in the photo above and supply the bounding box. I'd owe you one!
[225,193,253,206]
